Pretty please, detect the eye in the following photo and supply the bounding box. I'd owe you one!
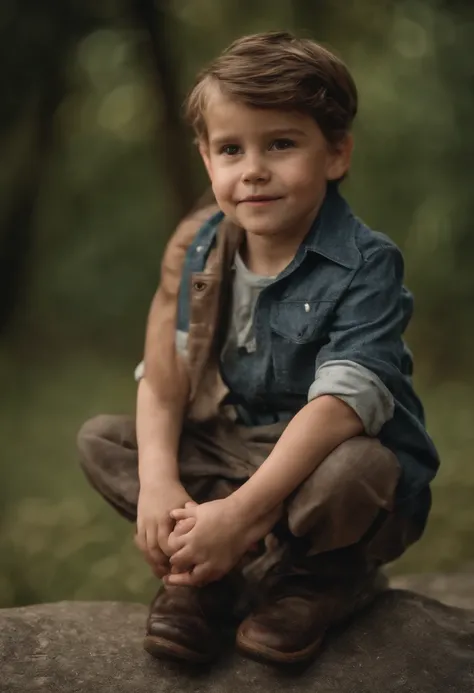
[219,144,241,156]
[270,138,296,151]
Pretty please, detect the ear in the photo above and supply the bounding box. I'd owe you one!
[198,140,213,181]
[326,133,354,181]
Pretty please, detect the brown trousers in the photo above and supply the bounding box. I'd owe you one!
[77,413,419,567]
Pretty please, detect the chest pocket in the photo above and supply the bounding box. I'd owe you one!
[269,300,336,391]
[270,300,336,343]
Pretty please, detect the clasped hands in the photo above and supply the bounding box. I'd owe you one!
[165,496,281,586]
[135,481,281,586]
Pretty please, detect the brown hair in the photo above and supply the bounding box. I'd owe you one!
[185,31,358,146]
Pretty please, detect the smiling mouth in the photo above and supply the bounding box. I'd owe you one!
[240,196,282,204]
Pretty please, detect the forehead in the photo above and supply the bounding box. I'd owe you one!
[203,88,318,140]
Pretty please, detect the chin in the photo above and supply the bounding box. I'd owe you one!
[241,222,281,236]
[234,213,278,236]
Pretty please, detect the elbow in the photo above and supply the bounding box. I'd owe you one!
[310,394,365,437]
[328,395,365,436]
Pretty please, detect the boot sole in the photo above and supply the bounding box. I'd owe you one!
[236,631,324,665]
[143,635,216,664]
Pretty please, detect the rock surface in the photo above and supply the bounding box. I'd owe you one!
[1,588,474,693]
[391,569,474,610]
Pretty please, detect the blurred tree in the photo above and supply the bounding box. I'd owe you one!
[0,61,62,336]
[0,0,97,336]
[132,0,198,224]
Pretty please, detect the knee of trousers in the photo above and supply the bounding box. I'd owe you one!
[76,414,133,481]
[287,436,401,546]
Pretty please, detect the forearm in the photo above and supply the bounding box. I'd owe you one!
[136,376,188,487]
[232,395,363,521]
[137,255,191,488]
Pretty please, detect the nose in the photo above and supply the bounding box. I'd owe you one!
[241,151,270,185]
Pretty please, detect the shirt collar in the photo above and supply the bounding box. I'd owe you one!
[302,184,360,269]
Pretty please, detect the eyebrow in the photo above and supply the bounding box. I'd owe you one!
[209,128,307,147]
[264,128,308,138]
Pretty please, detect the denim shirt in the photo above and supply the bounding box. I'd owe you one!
[176,186,440,527]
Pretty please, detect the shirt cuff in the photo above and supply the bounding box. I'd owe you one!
[307,359,394,436]
[176,329,189,357]
[134,360,145,382]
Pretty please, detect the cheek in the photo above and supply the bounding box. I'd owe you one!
[280,156,326,194]
[210,167,237,200]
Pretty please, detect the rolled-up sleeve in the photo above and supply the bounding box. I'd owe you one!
[308,360,394,435]
[309,245,411,435]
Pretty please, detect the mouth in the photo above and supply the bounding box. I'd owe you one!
[239,195,282,205]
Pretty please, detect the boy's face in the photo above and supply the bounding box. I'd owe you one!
[199,89,352,239]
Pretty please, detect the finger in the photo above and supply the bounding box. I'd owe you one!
[185,501,198,508]
[165,562,217,588]
[136,531,163,567]
[145,527,167,565]
[143,553,168,578]
[173,517,196,536]
[153,564,169,578]
[158,517,173,547]
[158,529,174,557]
[167,532,188,554]
[148,544,166,562]
[164,570,197,587]
[169,546,195,571]
[134,531,147,553]
[170,507,195,521]
[148,551,167,569]
[147,539,166,563]
[136,531,168,575]
[190,563,221,586]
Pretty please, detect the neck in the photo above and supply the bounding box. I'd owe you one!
[241,233,301,276]
[241,202,324,277]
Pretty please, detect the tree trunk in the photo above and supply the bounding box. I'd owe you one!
[0,67,64,336]
[132,0,199,224]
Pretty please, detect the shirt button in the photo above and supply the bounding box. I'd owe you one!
[196,245,203,253]
[304,303,310,313]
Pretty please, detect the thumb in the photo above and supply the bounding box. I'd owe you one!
[170,507,192,521]
[185,500,198,508]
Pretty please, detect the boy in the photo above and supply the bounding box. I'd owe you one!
[77,31,439,665]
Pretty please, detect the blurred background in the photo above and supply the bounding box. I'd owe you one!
[1,0,474,608]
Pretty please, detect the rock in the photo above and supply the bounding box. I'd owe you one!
[1,590,474,692]
[390,569,474,610]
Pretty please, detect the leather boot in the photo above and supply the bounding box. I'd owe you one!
[144,577,240,663]
[236,545,387,665]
